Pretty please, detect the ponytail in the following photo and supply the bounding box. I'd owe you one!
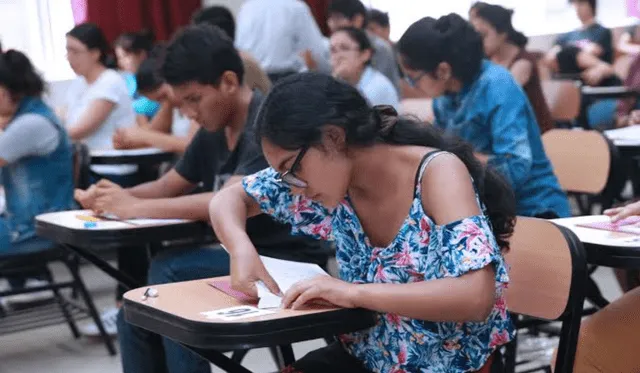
[256,73,516,249]
[0,49,45,97]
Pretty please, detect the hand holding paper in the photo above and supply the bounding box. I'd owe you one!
[255,256,330,309]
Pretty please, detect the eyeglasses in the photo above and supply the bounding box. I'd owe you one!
[404,72,427,87]
[330,46,362,54]
[277,146,309,188]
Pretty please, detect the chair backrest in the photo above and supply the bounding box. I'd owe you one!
[398,98,434,123]
[541,80,581,121]
[72,142,91,190]
[542,129,611,194]
[504,217,587,372]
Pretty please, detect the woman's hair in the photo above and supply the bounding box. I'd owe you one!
[334,27,374,65]
[256,73,516,248]
[397,14,484,85]
[475,4,528,48]
[114,30,155,54]
[67,23,111,66]
[0,49,45,98]
[136,45,166,93]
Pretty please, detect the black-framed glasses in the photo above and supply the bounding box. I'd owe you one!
[277,146,309,188]
[404,72,427,88]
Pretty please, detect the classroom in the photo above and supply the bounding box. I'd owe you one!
[1,0,640,372]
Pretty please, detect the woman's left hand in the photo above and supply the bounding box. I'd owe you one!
[281,275,359,310]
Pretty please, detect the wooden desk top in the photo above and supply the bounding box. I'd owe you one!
[123,277,377,349]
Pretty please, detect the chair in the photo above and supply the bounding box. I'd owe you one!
[503,217,587,373]
[541,80,582,126]
[0,143,115,355]
[398,98,434,123]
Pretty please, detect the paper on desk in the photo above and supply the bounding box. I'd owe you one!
[255,256,329,309]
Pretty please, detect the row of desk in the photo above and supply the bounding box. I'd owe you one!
[34,207,640,372]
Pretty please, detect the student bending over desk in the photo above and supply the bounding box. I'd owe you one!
[112,46,198,154]
[397,14,570,219]
[210,73,515,373]
[0,50,74,282]
[76,25,329,373]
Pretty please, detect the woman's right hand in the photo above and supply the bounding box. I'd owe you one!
[74,185,98,210]
[604,201,640,223]
[230,247,281,298]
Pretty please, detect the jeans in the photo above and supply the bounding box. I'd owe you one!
[117,246,230,373]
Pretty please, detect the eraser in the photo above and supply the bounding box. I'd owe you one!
[84,221,97,228]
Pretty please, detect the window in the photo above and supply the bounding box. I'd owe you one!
[0,0,75,81]
[364,0,637,41]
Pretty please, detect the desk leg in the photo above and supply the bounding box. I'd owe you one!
[62,244,141,290]
[270,345,296,369]
[190,347,254,373]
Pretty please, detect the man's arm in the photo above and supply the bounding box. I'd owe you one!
[128,169,196,199]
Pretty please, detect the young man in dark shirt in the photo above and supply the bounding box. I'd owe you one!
[76,25,328,373]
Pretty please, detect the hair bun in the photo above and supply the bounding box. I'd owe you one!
[373,105,399,137]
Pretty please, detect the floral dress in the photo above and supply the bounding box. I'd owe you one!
[243,152,514,373]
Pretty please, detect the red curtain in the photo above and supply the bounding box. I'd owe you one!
[71,0,201,44]
[304,0,331,36]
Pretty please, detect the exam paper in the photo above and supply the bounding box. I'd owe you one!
[256,256,329,309]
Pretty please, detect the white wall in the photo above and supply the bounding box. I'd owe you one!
[201,0,246,16]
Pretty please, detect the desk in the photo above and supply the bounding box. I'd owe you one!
[123,277,377,373]
[36,210,211,288]
[581,86,640,100]
[90,148,175,166]
[553,216,640,269]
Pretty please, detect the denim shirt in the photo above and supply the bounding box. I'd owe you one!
[433,60,571,218]
[2,97,74,244]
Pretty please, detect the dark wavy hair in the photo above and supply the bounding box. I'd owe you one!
[0,49,45,98]
[192,5,236,41]
[255,73,516,249]
[114,30,155,54]
[334,27,374,65]
[475,4,528,48]
[397,14,484,85]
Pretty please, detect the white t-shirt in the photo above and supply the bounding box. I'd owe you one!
[172,109,192,137]
[357,66,399,109]
[65,69,136,175]
[65,69,135,150]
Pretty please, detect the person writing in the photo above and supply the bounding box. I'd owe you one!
[209,72,515,372]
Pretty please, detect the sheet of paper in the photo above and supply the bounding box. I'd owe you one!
[201,306,274,321]
[605,125,640,141]
[91,148,166,157]
[255,256,329,309]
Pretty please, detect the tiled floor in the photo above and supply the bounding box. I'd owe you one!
[0,261,624,373]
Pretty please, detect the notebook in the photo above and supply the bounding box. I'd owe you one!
[577,216,640,235]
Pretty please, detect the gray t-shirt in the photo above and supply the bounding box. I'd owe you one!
[0,114,59,164]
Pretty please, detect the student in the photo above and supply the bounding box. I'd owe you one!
[209,72,515,372]
[0,50,74,289]
[192,5,272,94]
[114,30,161,126]
[331,27,398,107]
[366,9,391,46]
[544,0,612,64]
[616,24,640,57]
[468,1,489,21]
[76,25,330,373]
[112,47,198,153]
[327,0,401,93]
[60,23,135,150]
[617,53,640,127]
[398,14,571,218]
[235,0,330,82]
[546,45,619,129]
[471,4,554,133]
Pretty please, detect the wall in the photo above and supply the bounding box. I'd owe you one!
[201,0,246,15]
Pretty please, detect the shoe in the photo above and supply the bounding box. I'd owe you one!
[1,279,55,309]
[80,306,119,337]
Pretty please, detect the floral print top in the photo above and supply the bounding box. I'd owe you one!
[242,152,514,373]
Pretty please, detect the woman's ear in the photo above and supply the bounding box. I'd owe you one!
[321,125,347,154]
[436,62,452,81]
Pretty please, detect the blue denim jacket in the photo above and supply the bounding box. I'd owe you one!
[433,60,571,218]
[2,97,74,245]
